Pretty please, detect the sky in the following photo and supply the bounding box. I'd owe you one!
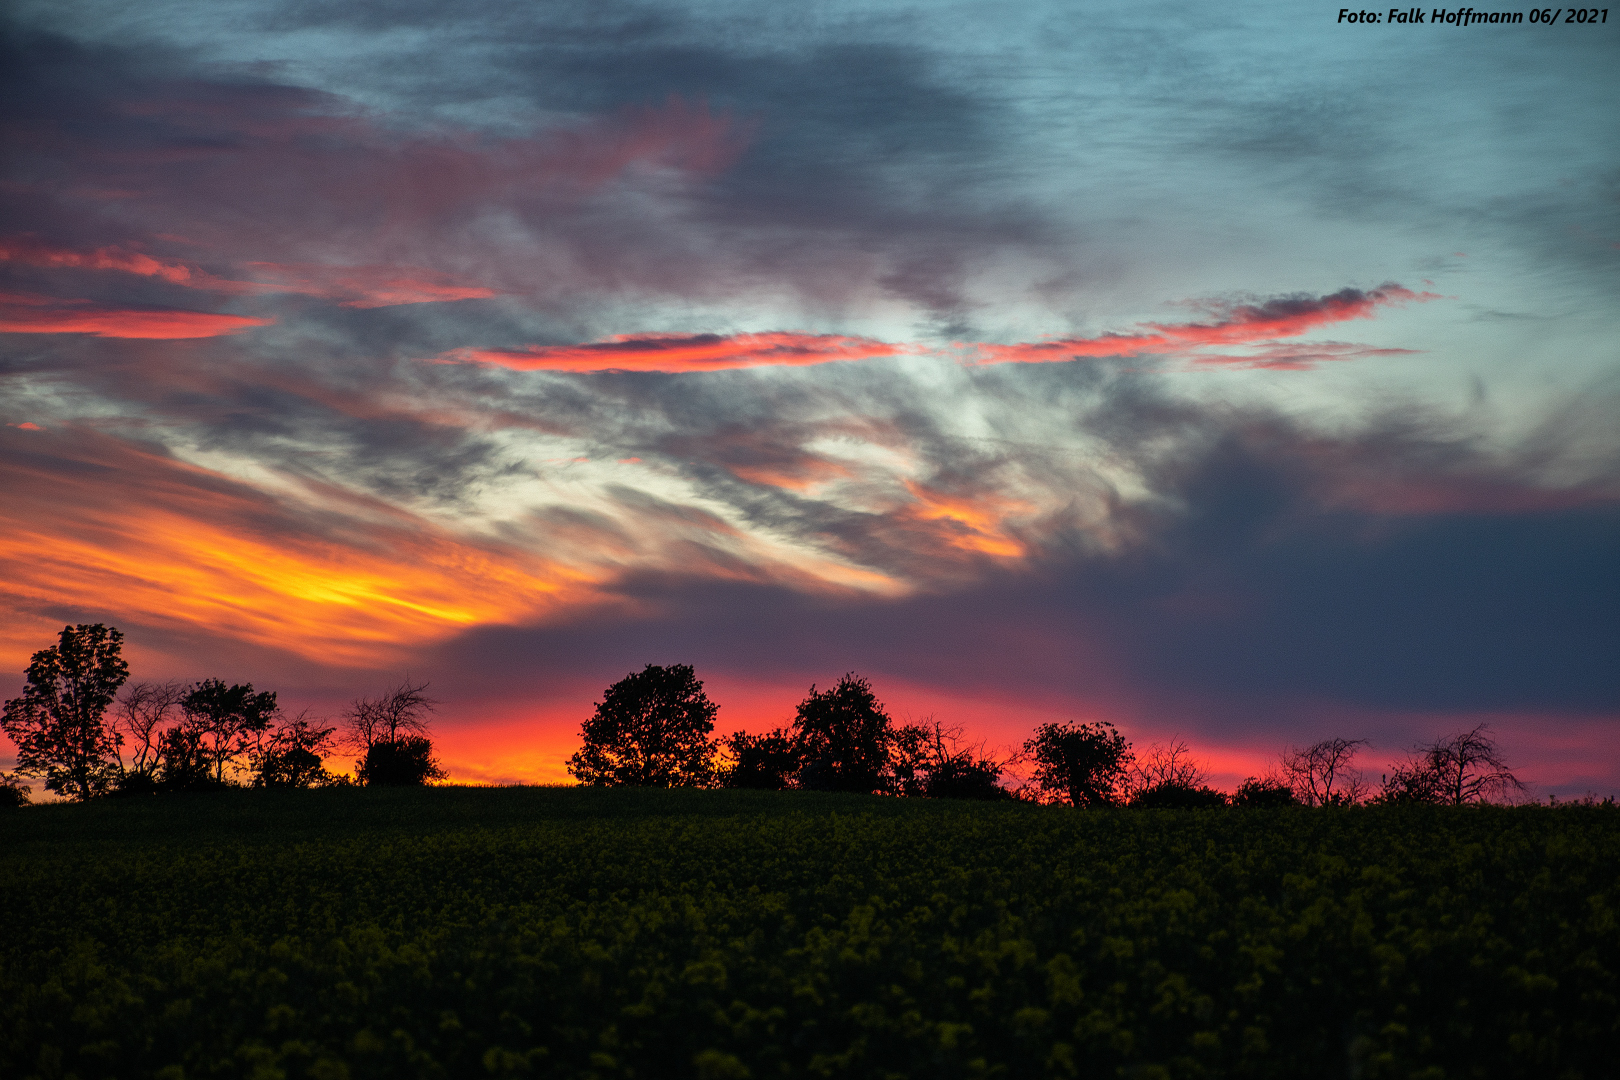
[2,0,1616,796]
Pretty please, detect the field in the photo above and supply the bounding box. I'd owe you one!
[2,789,1616,1079]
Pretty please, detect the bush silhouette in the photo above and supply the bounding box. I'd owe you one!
[358,737,446,786]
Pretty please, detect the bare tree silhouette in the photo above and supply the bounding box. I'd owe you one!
[1281,738,1369,806]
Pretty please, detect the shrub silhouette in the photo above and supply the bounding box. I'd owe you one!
[1231,776,1299,808]
[358,737,446,786]
[1129,781,1228,809]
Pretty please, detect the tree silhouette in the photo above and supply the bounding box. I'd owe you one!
[1127,736,1207,794]
[341,678,440,785]
[179,679,278,785]
[1379,725,1524,804]
[890,719,1011,800]
[114,681,185,786]
[1,624,129,801]
[720,728,799,790]
[568,664,719,787]
[1281,738,1368,806]
[158,724,216,790]
[254,712,339,788]
[1129,781,1228,809]
[342,678,436,753]
[1021,720,1132,807]
[792,674,893,794]
[357,736,446,786]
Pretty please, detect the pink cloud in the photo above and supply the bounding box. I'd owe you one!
[0,291,272,339]
[965,285,1439,365]
[0,237,497,309]
[444,331,910,373]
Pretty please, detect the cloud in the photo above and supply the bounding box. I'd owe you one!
[435,286,1432,377]
[0,291,273,338]
[0,425,598,667]
[0,238,499,308]
[966,285,1439,365]
[443,331,911,373]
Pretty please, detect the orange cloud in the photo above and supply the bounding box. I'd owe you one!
[0,292,272,339]
[728,458,854,491]
[966,285,1438,365]
[0,428,597,668]
[445,331,909,373]
[901,481,1032,558]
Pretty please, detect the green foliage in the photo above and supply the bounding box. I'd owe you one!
[568,664,720,787]
[792,673,892,794]
[0,623,129,801]
[1,790,1615,1079]
[358,736,447,786]
[1023,719,1132,806]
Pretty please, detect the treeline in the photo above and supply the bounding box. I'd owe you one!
[0,624,446,806]
[2,626,1537,809]
[569,663,1533,809]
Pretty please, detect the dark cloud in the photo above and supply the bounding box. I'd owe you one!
[422,381,1620,727]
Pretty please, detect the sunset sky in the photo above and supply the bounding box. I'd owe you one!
[3,0,1616,795]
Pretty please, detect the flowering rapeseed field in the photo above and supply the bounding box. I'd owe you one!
[2,788,1615,1078]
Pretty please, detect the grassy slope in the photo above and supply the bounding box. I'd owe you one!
[2,787,1617,1080]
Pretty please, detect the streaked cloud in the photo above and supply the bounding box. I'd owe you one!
[444,332,911,373]
[0,425,597,666]
[0,291,273,338]
[966,286,1439,366]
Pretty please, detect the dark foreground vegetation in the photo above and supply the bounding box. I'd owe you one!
[3,787,1616,1080]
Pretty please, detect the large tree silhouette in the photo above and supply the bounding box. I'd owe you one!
[1,624,129,801]
[792,674,893,794]
[568,664,719,787]
[1022,720,1132,807]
